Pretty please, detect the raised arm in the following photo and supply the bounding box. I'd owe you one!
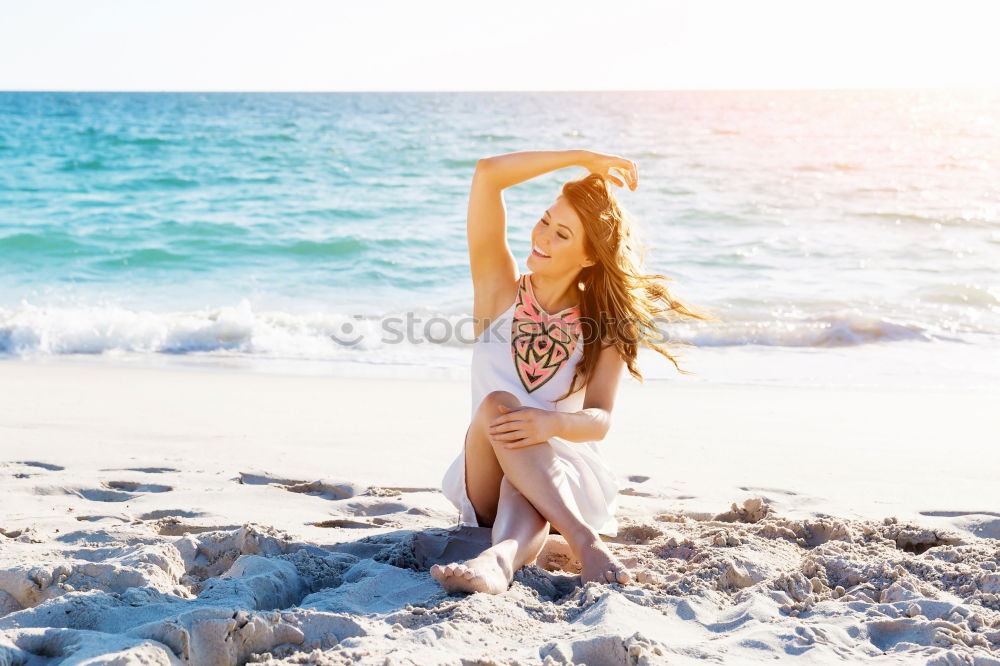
[467,150,594,328]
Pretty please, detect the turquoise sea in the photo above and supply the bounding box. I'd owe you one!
[1,90,998,390]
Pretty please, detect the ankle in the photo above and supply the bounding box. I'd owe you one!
[565,528,602,555]
[486,540,517,574]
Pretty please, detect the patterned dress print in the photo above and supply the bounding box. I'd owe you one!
[511,275,582,393]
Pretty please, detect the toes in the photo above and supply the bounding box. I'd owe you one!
[599,565,631,585]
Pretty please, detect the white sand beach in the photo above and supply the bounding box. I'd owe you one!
[1,358,999,665]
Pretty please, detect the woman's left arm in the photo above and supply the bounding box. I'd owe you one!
[553,343,625,442]
[488,344,625,448]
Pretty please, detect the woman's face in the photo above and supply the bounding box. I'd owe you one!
[527,196,594,275]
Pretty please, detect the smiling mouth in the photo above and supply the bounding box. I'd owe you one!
[532,245,550,259]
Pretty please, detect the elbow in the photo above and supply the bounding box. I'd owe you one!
[598,412,612,441]
[473,158,499,187]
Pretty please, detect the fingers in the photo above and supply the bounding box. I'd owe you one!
[605,164,638,190]
[593,154,638,190]
[492,430,525,442]
[503,438,536,449]
[618,163,637,190]
[614,159,638,190]
[488,413,517,428]
[488,405,521,428]
[488,419,523,434]
[488,420,529,445]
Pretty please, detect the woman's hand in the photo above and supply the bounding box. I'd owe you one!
[487,405,561,449]
[581,151,639,191]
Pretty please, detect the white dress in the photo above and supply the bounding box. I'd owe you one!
[441,272,621,538]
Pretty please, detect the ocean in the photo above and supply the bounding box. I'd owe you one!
[1,90,998,391]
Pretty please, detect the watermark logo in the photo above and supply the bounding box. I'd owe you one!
[328,312,676,347]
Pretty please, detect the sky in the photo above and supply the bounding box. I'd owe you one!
[1,0,999,91]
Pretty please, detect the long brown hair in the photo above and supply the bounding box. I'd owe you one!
[555,172,720,402]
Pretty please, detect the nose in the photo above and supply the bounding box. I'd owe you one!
[535,228,554,250]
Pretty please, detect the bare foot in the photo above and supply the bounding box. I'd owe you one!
[578,538,632,585]
[430,549,514,595]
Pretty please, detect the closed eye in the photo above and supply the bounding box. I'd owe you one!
[541,219,569,240]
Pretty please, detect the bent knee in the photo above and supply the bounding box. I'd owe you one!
[479,390,521,414]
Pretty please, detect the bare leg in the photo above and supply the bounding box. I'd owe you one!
[430,475,550,594]
[431,391,629,590]
[491,476,551,571]
[485,394,631,585]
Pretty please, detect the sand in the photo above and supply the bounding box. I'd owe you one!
[1,358,998,665]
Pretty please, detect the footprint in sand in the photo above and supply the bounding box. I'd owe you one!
[313,519,379,529]
[77,488,139,502]
[311,497,443,529]
[366,486,439,494]
[75,515,130,523]
[739,486,799,496]
[8,461,64,477]
[284,480,357,501]
[619,487,658,498]
[100,467,180,474]
[58,481,174,503]
[237,473,441,529]
[17,461,65,471]
[103,481,173,493]
[345,501,408,516]
[132,509,225,536]
[155,519,240,536]
[918,510,1000,539]
[237,472,359,500]
[139,509,204,520]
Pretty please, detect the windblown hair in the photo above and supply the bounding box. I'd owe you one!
[555,172,720,402]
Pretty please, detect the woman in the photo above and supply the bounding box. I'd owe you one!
[432,149,712,595]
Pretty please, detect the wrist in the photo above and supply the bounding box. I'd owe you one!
[573,149,595,170]
[547,410,567,439]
